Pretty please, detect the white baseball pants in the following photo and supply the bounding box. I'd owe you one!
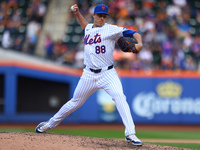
[48,68,136,136]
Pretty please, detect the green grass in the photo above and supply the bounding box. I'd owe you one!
[0,128,32,133]
[148,143,200,150]
[137,130,200,140]
[0,128,200,149]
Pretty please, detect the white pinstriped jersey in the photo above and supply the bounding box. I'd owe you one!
[84,23,127,69]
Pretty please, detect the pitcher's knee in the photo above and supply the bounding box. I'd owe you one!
[69,98,85,108]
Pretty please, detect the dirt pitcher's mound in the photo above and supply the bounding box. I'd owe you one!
[0,132,191,150]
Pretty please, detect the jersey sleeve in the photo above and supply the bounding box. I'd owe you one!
[108,24,137,39]
[122,30,138,37]
[108,25,126,39]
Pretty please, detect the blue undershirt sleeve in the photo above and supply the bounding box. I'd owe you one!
[122,30,137,37]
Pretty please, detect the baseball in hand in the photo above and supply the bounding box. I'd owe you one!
[70,6,76,12]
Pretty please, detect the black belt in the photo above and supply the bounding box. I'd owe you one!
[85,65,113,73]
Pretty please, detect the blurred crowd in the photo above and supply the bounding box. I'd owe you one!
[0,0,47,54]
[1,0,200,71]
[68,0,200,71]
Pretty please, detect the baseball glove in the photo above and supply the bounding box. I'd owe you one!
[117,36,139,53]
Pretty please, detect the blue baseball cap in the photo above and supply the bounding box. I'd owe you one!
[94,4,109,15]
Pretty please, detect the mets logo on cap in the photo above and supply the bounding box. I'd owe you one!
[94,4,109,15]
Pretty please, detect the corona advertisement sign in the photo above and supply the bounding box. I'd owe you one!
[131,80,200,124]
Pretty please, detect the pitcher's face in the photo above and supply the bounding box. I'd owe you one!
[93,13,108,27]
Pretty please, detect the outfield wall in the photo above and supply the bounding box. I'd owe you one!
[0,60,200,124]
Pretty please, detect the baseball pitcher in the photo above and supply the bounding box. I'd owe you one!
[35,3,143,146]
